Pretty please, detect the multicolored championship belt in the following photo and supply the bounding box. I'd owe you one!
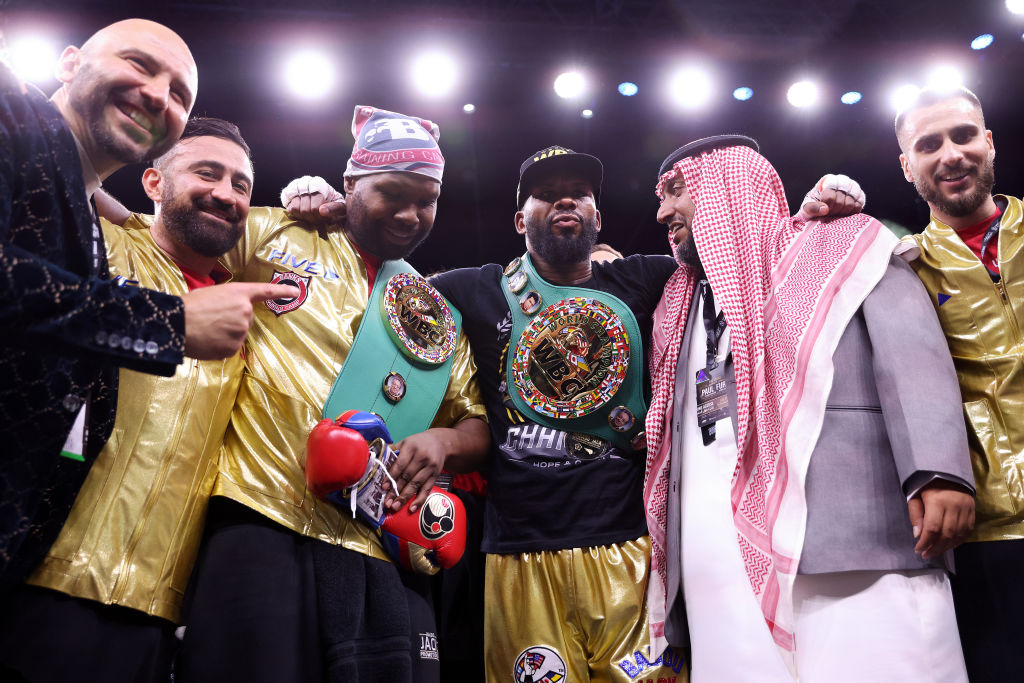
[322,259,461,441]
[501,254,648,451]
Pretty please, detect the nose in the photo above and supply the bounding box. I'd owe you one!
[938,137,966,167]
[210,177,234,205]
[553,194,577,209]
[394,203,419,226]
[657,198,674,225]
[139,74,171,111]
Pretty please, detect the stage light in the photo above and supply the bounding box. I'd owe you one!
[618,82,639,96]
[926,65,965,91]
[282,49,336,101]
[890,84,920,112]
[463,103,476,114]
[786,80,819,108]
[971,34,994,50]
[581,109,594,119]
[840,91,862,105]
[554,71,586,99]
[410,50,458,98]
[667,65,713,109]
[732,87,753,101]
[6,35,60,85]
[1007,0,1024,15]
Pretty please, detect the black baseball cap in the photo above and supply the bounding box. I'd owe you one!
[657,134,760,181]
[517,145,604,208]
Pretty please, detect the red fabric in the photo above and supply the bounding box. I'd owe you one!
[448,471,488,497]
[352,242,381,297]
[178,263,230,291]
[643,144,897,663]
[955,207,1002,275]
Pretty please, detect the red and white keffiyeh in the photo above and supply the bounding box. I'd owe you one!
[642,145,897,673]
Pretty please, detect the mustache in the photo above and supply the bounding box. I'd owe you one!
[194,197,241,222]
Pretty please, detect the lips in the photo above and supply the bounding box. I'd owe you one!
[551,212,581,229]
[195,199,238,224]
[668,221,688,245]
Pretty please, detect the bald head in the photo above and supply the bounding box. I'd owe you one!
[53,19,198,179]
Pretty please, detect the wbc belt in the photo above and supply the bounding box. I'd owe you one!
[322,258,461,441]
[501,254,647,451]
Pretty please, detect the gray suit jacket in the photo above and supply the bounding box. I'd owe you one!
[662,255,973,647]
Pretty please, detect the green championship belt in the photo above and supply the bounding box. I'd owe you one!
[501,254,647,451]
[322,259,461,442]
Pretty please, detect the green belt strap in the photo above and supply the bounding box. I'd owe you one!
[322,259,462,442]
[501,253,647,450]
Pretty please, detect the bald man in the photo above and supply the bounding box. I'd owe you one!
[0,19,292,597]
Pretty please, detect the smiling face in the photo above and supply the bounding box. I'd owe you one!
[898,96,997,227]
[515,171,601,266]
[57,19,197,175]
[343,172,441,260]
[147,135,252,260]
[656,173,701,271]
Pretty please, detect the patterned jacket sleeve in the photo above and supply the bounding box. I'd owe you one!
[0,68,184,376]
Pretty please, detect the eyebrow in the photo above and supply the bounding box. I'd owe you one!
[118,48,195,108]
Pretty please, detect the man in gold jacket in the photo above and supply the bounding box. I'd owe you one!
[0,118,255,682]
[896,86,1024,680]
[174,106,488,683]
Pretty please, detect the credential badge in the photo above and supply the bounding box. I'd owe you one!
[512,297,630,419]
[380,273,457,364]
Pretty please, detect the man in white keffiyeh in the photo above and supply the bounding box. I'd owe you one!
[642,135,976,681]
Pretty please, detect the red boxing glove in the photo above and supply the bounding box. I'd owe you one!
[305,419,372,501]
[381,488,466,575]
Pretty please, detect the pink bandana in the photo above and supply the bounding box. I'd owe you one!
[345,105,444,182]
[643,145,897,672]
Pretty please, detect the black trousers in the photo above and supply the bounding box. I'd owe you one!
[177,498,437,683]
[0,584,177,683]
[951,538,1024,683]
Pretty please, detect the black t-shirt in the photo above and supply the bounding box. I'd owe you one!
[431,254,677,553]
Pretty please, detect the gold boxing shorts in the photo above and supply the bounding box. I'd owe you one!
[485,535,688,682]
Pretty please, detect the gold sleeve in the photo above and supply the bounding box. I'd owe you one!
[430,330,487,429]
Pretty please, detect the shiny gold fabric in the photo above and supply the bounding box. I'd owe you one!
[906,195,1024,541]
[213,208,485,558]
[485,536,688,682]
[28,216,244,623]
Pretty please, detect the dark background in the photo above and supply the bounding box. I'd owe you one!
[4,0,1022,273]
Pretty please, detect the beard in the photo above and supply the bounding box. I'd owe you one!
[672,230,705,279]
[66,62,174,165]
[524,212,600,266]
[344,191,431,261]
[160,183,245,258]
[914,155,996,219]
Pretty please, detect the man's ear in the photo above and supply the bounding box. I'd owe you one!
[514,210,527,236]
[899,154,915,184]
[987,129,995,161]
[141,167,163,203]
[343,176,356,195]
[594,209,602,234]
[55,46,81,84]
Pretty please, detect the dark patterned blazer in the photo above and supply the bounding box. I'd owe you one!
[0,64,185,590]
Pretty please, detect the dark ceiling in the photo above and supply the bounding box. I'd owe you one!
[3,0,1022,273]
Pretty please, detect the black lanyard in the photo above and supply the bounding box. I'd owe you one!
[979,213,1002,281]
[700,280,727,370]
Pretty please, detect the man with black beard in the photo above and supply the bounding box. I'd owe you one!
[896,86,1024,681]
[0,117,255,683]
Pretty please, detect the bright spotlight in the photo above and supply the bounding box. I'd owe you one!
[554,71,586,99]
[890,84,921,113]
[410,51,458,98]
[926,65,965,91]
[463,103,476,114]
[618,82,639,97]
[971,34,994,50]
[732,87,753,101]
[786,81,819,108]
[840,91,862,105]
[667,66,713,109]
[7,35,60,85]
[282,49,336,101]
[1007,0,1024,14]
[581,109,594,119]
